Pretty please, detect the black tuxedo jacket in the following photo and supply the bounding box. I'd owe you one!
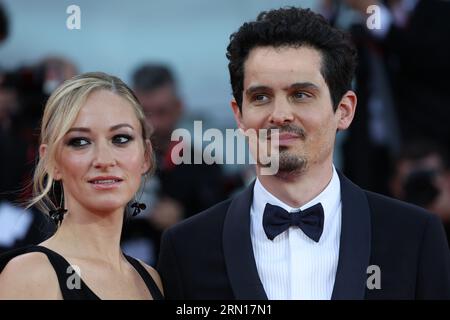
[157,173,450,299]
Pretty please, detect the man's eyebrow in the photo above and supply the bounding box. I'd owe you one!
[66,123,134,133]
[245,85,273,96]
[286,82,320,91]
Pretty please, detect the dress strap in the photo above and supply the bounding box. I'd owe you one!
[124,254,164,300]
[1,246,163,300]
[0,245,99,300]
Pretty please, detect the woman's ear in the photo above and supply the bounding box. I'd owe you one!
[39,144,47,159]
[142,139,153,174]
[40,144,62,180]
[336,90,357,131]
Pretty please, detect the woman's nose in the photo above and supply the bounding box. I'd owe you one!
[92,142,116,169]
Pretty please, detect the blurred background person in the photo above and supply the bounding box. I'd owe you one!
[347,0,450,147]
[0,57,78,254]
[1,3,80,253]
[337,0,450,192]
[390,140,450,247]
[121,64,229,266]
[320,0,401,195]
[0,4,48,253]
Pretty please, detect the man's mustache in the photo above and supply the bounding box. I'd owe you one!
[266,124,306,140]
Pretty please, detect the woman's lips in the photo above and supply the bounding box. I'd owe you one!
[88,177,123,190]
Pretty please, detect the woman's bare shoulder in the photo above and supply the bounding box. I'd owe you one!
[0,252,61,299]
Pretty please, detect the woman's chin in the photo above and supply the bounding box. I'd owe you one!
[85,201,127,215]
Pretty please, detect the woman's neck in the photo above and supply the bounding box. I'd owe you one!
[41,206,126,268]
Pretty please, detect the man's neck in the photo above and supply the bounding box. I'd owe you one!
[257,163,334,208]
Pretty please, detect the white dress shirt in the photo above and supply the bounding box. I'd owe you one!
[250,166,342,300]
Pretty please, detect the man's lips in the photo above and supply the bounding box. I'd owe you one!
[268,132,301,142]
[277,132,300,140]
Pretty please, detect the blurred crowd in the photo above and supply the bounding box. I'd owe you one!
[1,0,449,265]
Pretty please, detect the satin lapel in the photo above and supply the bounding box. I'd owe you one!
[222,181,268,300]
[331,171,372,299]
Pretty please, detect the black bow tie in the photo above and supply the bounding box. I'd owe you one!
[262,202,324,242]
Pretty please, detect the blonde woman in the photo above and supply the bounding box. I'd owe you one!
[0,72,163,300]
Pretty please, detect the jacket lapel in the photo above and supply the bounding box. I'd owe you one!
[331,171,372,299]
[222,182,268,300]
[222,172,372,300]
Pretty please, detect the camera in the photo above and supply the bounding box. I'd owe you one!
[403,168,441,207]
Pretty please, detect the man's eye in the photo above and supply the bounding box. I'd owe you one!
[113,135,133,145]
[293,92,311,100]
[253,94,269,103]
[67,137,90,147]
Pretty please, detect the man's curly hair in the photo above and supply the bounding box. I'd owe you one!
[226,7,357,111]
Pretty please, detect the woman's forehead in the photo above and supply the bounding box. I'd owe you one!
[70,90,140,129]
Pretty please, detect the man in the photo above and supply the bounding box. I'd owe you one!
[157,7,450,299]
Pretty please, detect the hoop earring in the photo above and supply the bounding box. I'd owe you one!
[49,181,67,226]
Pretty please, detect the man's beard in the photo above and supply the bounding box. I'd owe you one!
[278,147,308,174]
[269,124,308,174]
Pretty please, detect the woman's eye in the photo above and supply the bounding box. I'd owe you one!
[113,135,133,145]
[67,137,90,148]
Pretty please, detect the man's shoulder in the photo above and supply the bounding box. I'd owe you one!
[166,197,233,236]
[363,190,437,227]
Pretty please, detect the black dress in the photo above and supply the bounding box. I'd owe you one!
[0,245,164,300]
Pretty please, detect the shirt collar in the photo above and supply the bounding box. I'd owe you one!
[252,165,341,221]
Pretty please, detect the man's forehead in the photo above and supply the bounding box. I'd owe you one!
[243,45,325,89]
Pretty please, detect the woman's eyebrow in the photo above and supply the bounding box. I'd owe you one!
[66,127,90,133]
[110,123,134,131]
[66,123,134,133]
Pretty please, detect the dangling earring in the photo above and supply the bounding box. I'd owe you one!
[131,201,146,217]
[49,207,68,226]
[130,175,147,217]
[49,181,67,226]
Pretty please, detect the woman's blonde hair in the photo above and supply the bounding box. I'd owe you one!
[29,71,154,214]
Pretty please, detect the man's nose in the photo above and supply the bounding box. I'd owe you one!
[92,141,116,169]
[269,97,294,125]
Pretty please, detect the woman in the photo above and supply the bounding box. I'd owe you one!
[0,72,163,299]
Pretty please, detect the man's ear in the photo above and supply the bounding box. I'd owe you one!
[231,99,247,131]
[142,139,153,174]
[40,144,62,180]
[336,90,357,131]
